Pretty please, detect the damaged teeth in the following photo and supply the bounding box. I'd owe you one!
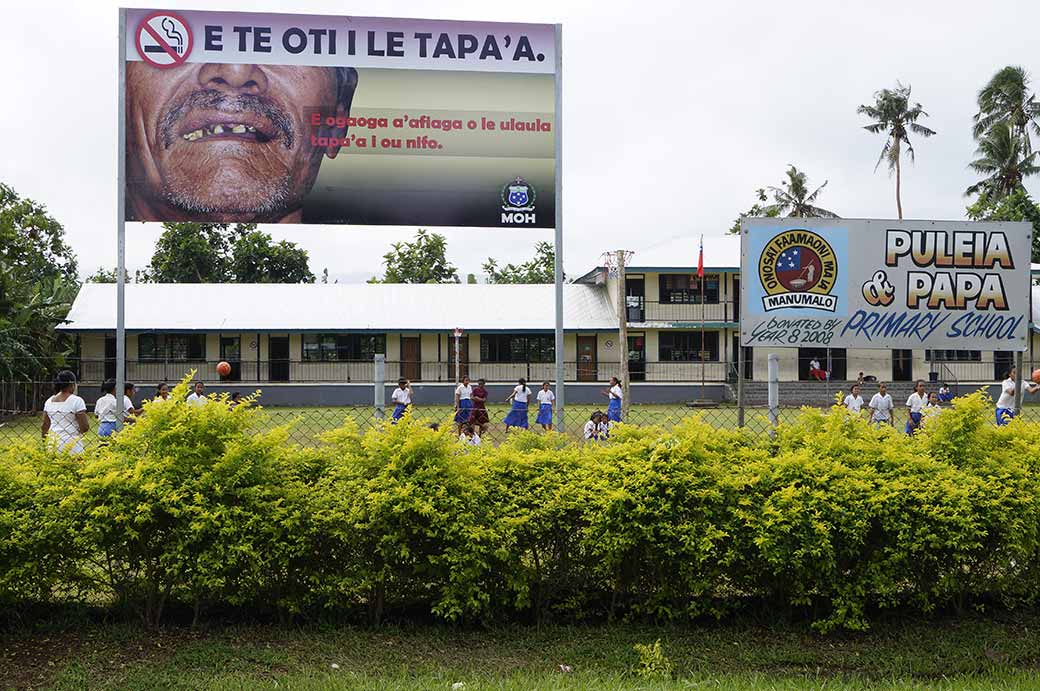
[182,124,259,141]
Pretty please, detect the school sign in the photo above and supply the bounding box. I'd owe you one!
[739,218,1033,351]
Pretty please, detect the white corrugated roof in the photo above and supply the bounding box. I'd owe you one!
[624,235,741,271]
[60,283,617,332]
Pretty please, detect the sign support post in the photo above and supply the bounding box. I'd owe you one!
[115,8,127,429]
[1014,350,1025,414]
[453,328,463,384]
[553,23,565,433]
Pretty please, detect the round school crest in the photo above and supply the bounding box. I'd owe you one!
[757,229,838,312]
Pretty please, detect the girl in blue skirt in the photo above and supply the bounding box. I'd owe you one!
[503,377,532,431]
[454,375,473,434]
[535,381,555,431]
[391,378,413,422]
[603,376,623,422]
[94,378,120,439]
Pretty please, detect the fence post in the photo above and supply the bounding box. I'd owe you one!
[737,347,745,427]
[768,353,779,434]
[1014,350,1024,415]
[374,354,386,419]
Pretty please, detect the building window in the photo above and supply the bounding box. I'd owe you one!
[659,274,719,304]
[925,350,981,362]
[659,331,720,361]
[137,334,206,361]
[220,336,241,361]
[480,334,555,362]
[302,334,386,361]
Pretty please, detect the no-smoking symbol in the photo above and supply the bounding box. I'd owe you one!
[135,11,193,69]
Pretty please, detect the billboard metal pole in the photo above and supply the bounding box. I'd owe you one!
[115,8,127,429]
[553,23,565,433]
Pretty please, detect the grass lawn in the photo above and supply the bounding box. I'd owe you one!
[4,614,1040,690]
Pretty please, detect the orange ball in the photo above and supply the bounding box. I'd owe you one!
[1032,369,1040,385]
[216,361,232,377]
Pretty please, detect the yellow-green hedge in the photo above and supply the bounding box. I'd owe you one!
[3,379,1040,631]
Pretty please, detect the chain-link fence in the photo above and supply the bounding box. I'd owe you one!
[5,351,1039,452]
[3,393,793,452]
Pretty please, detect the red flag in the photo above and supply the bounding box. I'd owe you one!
[696,235,704,278]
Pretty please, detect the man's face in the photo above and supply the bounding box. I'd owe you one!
[195,383,204,394]
[126,62,349,222]
[879,384,887,395]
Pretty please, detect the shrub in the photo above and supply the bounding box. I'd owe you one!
[308,417,501,624]
[3,387,1040,632]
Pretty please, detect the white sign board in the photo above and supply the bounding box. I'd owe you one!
[740,218,1032,351]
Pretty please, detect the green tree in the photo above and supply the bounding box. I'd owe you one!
[973,66,1040,150]
[765,166,839,218]
[966,188,1040,263]
[0,183,79,380]
[728,188,779,234]
[140,223,248,282]
[140,223,313,283]
[86,267,120,283]
[0,183,77,284]
[857,83,935,219]
[230,231,314,283]
[964,122,1040,200]
[371,230,459,284]
[483,242,556,284]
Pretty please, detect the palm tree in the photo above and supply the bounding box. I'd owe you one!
[857,83,935,219]
[965,121,1040,199]
[973,66,1040,150]
[765,166,839,218]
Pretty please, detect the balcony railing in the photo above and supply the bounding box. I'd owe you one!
[53,358,748,385]
[625,299,738,324]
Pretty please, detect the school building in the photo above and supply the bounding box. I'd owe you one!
[59,236,1040,404]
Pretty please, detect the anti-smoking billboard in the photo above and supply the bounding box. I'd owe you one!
[123,9,557,228]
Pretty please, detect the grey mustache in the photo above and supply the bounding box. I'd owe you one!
[159,90,295,149]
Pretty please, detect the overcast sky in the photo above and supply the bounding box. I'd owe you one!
[2,0,1038,282]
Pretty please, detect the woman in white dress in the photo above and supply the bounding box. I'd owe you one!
[41,370,89,454]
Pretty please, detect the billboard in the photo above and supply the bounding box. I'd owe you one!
[122,9,557,227]
[740,218,1032,351]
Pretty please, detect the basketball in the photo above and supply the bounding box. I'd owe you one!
[216,361,232,377]
[1032,369,1040,385]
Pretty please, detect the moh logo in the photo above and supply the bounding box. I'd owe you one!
[758,229,839,312]
[501,177,536,224]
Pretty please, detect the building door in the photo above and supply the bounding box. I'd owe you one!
[577,335,597,382]
[269,336,290,382]
[625,276,645,322]
[628,333,646,382]
[220,336,242,381]
[994,351,1014,380]
[731,277,740,322]
[891,350,913,382]
[450,333,469,381]
[104,335,117,381]
[401,336,421,381]
[798,347,846,381]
